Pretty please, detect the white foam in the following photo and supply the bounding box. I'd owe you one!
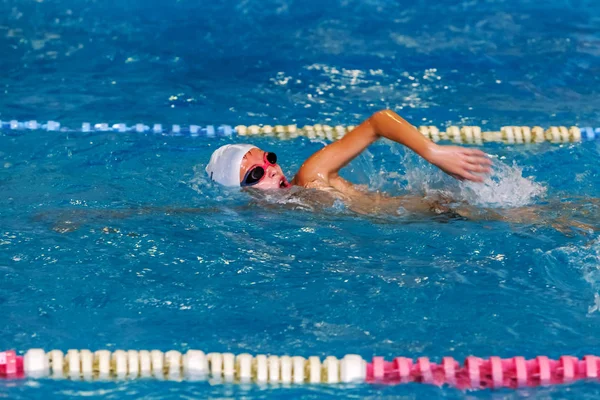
[459,159,546,208]
[399,152,546,208]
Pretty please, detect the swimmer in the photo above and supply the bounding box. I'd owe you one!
[206,109,493,215]
[38,109,598,234]
[204,110,599,231]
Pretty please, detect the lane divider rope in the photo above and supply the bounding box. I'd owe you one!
[1,119,599,143]
[2,349,600,390]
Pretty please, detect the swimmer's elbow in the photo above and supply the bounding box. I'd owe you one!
[371,109,396,118]
[368,109,402,137]
[370,109,398,122]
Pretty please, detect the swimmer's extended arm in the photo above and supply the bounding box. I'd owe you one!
[294,109,491,185]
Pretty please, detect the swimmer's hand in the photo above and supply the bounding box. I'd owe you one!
[425,144,492,182]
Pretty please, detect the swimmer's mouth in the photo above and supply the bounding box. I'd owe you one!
[280,178,291,189]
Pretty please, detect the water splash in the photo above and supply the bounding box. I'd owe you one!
[191,147,546,212]
[399,150,546,208]
[459,159,547,208]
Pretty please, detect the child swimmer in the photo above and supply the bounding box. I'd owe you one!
[205,109,599,231]
[40,109,597,234]
[206,109,493,216]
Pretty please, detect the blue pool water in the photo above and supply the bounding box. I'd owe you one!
[2,0,600,398]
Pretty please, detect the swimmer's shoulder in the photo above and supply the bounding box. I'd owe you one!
[291,166,330,189]
[291,174,330,190]
[292,173,364,201]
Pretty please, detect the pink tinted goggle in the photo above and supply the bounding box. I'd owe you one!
[240,152,278,187]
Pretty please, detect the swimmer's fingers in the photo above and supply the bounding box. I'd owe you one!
[450,168,483,182]
[427,145,490,182]
[464,148,489,156]
[461,147,490,157]
[462,152,492,176]
[468,156,493,167]
[458,171,485,182]
[463,161,491,174]
[455,157,489,181]
[462,151,493,165]
[451,172,482,182]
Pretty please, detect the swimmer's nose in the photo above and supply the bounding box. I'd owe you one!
[267,165,278,178]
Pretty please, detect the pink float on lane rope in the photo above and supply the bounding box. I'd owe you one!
[366,355,600,389]
[0,351,24,378]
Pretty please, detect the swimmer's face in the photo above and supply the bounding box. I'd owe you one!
[239,148,290,189]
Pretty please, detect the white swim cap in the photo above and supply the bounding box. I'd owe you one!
[206,144,258,187]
